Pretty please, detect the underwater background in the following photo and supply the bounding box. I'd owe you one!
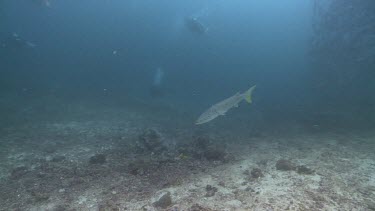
[0,0,375,210]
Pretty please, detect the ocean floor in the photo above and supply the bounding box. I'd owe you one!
[0,95,375,211]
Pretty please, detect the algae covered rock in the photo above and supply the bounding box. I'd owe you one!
[152,191,172,208]
[251,168,264,178]
[89,153,106,164]
[10,166,29,180]
[203,147,226,161]
[296,165,314,175]
[276,159,296,171]
[189,204,213,211]
[205,185,218,197]
[137,128,166,153]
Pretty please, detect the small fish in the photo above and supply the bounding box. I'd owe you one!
[185,17,208,34]
[195,85,256,125]
[43,0,51,7]
[26,41,37,48]
[153,67,164,86]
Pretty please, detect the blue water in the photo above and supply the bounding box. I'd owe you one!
[0,0,315,114]
[1,1,375,210]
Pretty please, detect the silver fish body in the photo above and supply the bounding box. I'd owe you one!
[195,85,256,125]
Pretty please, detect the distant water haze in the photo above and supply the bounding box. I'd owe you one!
[1,0,314,114]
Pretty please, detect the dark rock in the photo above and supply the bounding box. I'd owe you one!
[192,134,211,150]
[189,203,213,211]
[31,191,49,202]
[51,155,66,162]
[245,186,255,192]
[251,168,264,178]
[89,154,106,164]
[98,200,120,211]
[365,199,375,210]
[152,191,172,208]
[128,165,142,176]
[37,172,47,178]
[243,169,250,176]
[276,159,296,171]
[296,165,314,175]
[138,128,165,153]
[68,177,85,187]
[205,185,218,197]
[10,166,29,179]
[223,153,236,163]
[53,204,69,211]
[178,133,231,162]
[43,146,58,154]
[203,147,226,161]
[218,181,226,187]
[127,159,154,176]
[257,159,268,166]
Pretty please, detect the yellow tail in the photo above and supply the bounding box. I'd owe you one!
[244,85,256,103]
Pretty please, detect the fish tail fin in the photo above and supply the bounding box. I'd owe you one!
[244,85,256,103]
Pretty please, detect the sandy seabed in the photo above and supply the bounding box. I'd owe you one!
[0,97,374,211]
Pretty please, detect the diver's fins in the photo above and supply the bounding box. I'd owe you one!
[244,85,256,103]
